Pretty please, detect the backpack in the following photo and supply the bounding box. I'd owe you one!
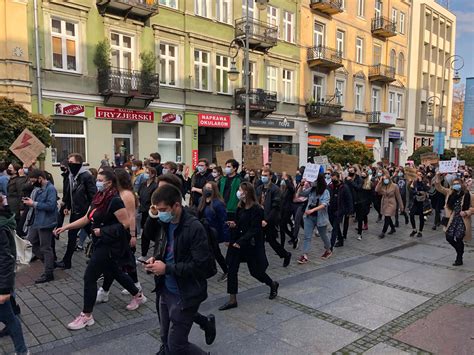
[199,218,218,279]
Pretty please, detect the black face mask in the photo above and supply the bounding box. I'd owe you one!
[33,180,42,188]
[332,179,339,185]
[348,172,355,177]
[149,162,159,168]
[7,170,14,176]
[249,176,255,182]
[68,162,82,176]
[60,166,68,173]
[204,189,212,198]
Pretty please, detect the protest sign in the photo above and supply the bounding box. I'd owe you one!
[272,152,298,174]
[302,163,321,182]
[439,160,459,174]
[420,152,439,166]
[404,167,417,181]
[216,150,234,168]
[243,145,263,170]
[9,129,46,165]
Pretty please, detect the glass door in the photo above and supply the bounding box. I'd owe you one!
[112,134,133,167]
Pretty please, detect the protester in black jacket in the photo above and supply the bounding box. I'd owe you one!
[145,184,211,355]
[190,159,214,207]
[342,166,360,240]
[328,172,353,248]
[58,153,96,269]
[279,172,295,247]
[137,167,158,261]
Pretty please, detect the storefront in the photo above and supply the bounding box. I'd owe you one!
[197,113,231,164]
[158,113,184,163]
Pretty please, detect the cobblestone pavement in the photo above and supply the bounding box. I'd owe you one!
[1,212,474,354]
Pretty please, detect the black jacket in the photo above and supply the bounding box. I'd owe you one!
[256,183,281,225]
[64,170,96,216]
[0,209,16,295]
[345,175,366,206]
[328,181,354,217]
[148,208,211,310]
[138,180,157,213]
[191,170,214,206]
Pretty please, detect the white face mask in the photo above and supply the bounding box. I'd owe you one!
[212,172,218,178]
[162,168,169,175]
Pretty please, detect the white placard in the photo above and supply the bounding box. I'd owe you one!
[459,160,466,166]
[439,160,459,174]
[303,163,321,182]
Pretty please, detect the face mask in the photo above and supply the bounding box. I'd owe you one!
[131,166,138,172]
[325,174,331,179]
[348,172,355,177]
[197,166,205,173]
[204,189,212,197]
[158,211,174,223]
[149,162,159,168]
[332,179,339,185]
[6,170,14,176]
[377,172,383,177]
[261,176,269,184]
[162,168,169,175]
[143,173,150,180]
[236,190,244,200]
[383,178,390,185]
[211,172,218,178]
[249,175,255,181]
[280,180,286,186]
[452,184,462,191]
[368,170,373,175]
[224,167,232,175]
[23,168,29,175]
[96,181,105,192]
[68,162,82,176]
[398,172,404,177]
[33,180,41,188]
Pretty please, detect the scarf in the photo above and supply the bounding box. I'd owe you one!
[91,187,118,216]
[0,209,16,231]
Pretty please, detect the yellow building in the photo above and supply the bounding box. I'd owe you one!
[300,0,410,164]
[0,0,31,110]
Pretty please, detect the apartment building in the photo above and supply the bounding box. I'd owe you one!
[405,0,456,155]
[300,0,410,164]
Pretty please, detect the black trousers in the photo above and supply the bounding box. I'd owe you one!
[382,216,395,234]
[62,213,83,267]
[329,213,343,247]
[342,215,350,238]
[410,212,425,232]
[209,230,228,274]
[264,223,288,259]
[292,204,305,240]
[446,233,464,262]
[279,210,293,246]
[140,212,152,257]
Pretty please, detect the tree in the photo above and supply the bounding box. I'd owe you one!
[0,96,52,162]
[408,146,455,165]
[458,146,474,167]
[319,136,373,166]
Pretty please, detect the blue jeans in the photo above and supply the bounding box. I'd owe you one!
[78,228,89,247]
[303,215,330,253]
[0,299,28,354]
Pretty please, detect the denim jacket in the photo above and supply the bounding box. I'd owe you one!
[299,187,330,227]
[31,182,58,229]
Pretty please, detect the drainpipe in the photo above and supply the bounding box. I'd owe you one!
[33,0,43,114]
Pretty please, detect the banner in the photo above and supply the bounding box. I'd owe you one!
[433,131,445,155]
[271,152,298,174]
[216,150,234,168]
[461,77,474,144]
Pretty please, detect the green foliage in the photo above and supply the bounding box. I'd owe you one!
[319,136,374,166]
[408,146,456,165]
[458,146,474,167]
[0,96,52,162]
[139,51,156,73]
[93,40,111,70]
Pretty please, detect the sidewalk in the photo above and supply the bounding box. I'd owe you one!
[2,212,473,354]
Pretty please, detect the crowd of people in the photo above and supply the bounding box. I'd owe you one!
[0,153,473,354]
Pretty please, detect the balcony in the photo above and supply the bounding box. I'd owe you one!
[98,68,159,108]
[368,64,396,83]
[307,46,343,71]
[96,0,159,23]
[305,101,343,124]
[310,0,343,16]
[371,16,397,38]
[366,111,397,129]
[234,88,278,118]
[235,18,278,53]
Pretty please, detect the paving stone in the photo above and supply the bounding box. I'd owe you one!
[363,342,411,354]
[454,287,474,305]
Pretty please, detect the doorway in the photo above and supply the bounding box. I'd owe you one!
[112,134,133,166]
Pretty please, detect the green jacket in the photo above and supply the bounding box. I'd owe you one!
[219,175,242,214]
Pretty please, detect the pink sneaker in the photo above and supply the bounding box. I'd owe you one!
[126,293,147,311]
[67,313,94,330]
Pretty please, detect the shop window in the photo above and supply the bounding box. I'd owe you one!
[51,18,79,72]
[51,119,86,164]
[158,125,182,162]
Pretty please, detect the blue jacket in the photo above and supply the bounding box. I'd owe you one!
[202,199,229,243]
[299,187,330,227]
[31,182,58,229]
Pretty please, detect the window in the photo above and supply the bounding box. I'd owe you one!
[425,13,431,31]
[51,18,79,72]
[357,0,364,17]
[283,11,295,43]
[242,0,256,19]
[266,66,278,94]
[160,43,177,86]
[390,49,396,69]
[216,0,231,24]
[51,119,86,164]
[282,69,294,103]
[398,53,405,75]
[396,93,403,118]
[371,87,380,111]
[160,0,177,9]
[110,32,133,70]
[336,30,345,57]
[356,37,363,64]
[391,8,398,28]
[312,74,324,102]
[194,50,210,91]
[195,0,210,18]
[340,0,345,9]
[158,125,182,163]
[373,44,382,65]
[375,0,382,18]
[335,79,345,106]
[399,12,406,34]
[267,5,279,28]
[389,92,395,113]
[314,22,325,47]
[355,83,364,111]
[216,55,231,94]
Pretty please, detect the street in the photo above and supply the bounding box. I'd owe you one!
[1,212,473,355]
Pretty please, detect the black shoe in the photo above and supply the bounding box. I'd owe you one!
[410,230,417,237]
[388,229,396,235]
[54,261,71,269]
[269,281,279,300]
[156,344,166,355]
[35,274,54,284]
[218,302,238,311]
[378,233,385,239]
[12,304,21,315]
[417,232,423,238]
[292,238,299,250]
[204,314,216,345]
[453,260,463,266]
[283,252,291,267]
[0,326,9,338]
[334,240,344,248]
[405,217,409,225]
[395,222,399,228]
[432,225,437,231]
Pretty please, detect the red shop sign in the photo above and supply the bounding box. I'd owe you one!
[192,150,199,170]
[55,102,85,116]
[95,107,154,122]
[198,113,231,128]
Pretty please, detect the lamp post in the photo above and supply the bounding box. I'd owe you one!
[439,55,464,134]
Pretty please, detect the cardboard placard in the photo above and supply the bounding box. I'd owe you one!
[404,167,417,181]
[439,160,459,174]
[302,163,321,182]
[9,128,46,165]
[243,145,263,170]
[420,152,439,166]
[215,150,234,168]
[271,152,299,174]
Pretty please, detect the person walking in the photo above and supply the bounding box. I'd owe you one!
[393,168,409,227]
[137,167,158,262]
[191,159,214,208]
[296,173,331,263]
[372,169,384,222]
[279,172,295,247]
[342,166,361,239]
[219,159,243,225]
[328,172,353,248]
[435,174,474,266]
[353,170,373,240]
[256,168,292,267]
[376,173,404,239]
[409,172,429,238]
[6,163,28,236]
[55,170,146,330]
[0,195,29,355]
[219,182,279,310]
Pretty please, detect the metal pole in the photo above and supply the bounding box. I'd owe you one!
[33,0,43,114]
[244,0,250,146]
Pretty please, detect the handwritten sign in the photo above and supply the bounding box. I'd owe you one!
[302,163,321,182]
[9,129,46,165]
[243,145,263,170]
[439,160,459,174]
[272,152,299,174]
[216,150,234,168]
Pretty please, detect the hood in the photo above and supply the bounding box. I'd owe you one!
[70,166,90,180]
[0,211,16,230]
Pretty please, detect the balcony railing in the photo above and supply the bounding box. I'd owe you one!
[98,68,159,108]
[366,111,397,128]
[234,88,278,117]
[96,0,159,22]
[371,16,397,38]
[307,45,343,70]
[305,101,343,124]
[310,0,344,15]
[368,64,396,83]
[235,18,278,53]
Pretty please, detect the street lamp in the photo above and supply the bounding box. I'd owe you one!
[228,61,239,82]
[439,55,464,133]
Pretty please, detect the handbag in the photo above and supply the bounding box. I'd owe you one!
[14,232,32,265]
[440,217,449,227]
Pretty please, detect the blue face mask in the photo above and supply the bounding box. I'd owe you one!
[143,173,150,180]
[452,184,462,191]
[236,190,244,200]
[224,167,232,175]
[96,181,105,192]
[368,170,373,175]
[158,211,174,223]
[377,172,383,177]
[261,176,269,184]
[398,172,404,177]
[383,178,390,185]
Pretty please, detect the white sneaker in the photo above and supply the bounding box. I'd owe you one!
[67,313,95,330]
[96,287,109,303]
[357,235,362,241]
[121,282,142,295]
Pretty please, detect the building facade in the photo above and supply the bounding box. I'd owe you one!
[405,0,456,155]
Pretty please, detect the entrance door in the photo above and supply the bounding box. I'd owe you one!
[112,134,133,167]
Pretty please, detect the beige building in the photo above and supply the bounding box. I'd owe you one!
[300,0,411,164]
[0,0,31,109]
[405,0,456,155]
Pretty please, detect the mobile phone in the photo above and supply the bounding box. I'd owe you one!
[137,259,149,265]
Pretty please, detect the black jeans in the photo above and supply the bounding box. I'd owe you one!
[342,215,350,238]
[329,213,343,247]
[410,212,425,232]
[159,288,207,355]
[382,216,395,234]
[83,246,138,313]
[292,203,305,240]
[140,212,152,257]
[62,213,82,267]
[209,230,228,274]
[446,233,464,262]
[264,223,288,259]
[279,210,293,246]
